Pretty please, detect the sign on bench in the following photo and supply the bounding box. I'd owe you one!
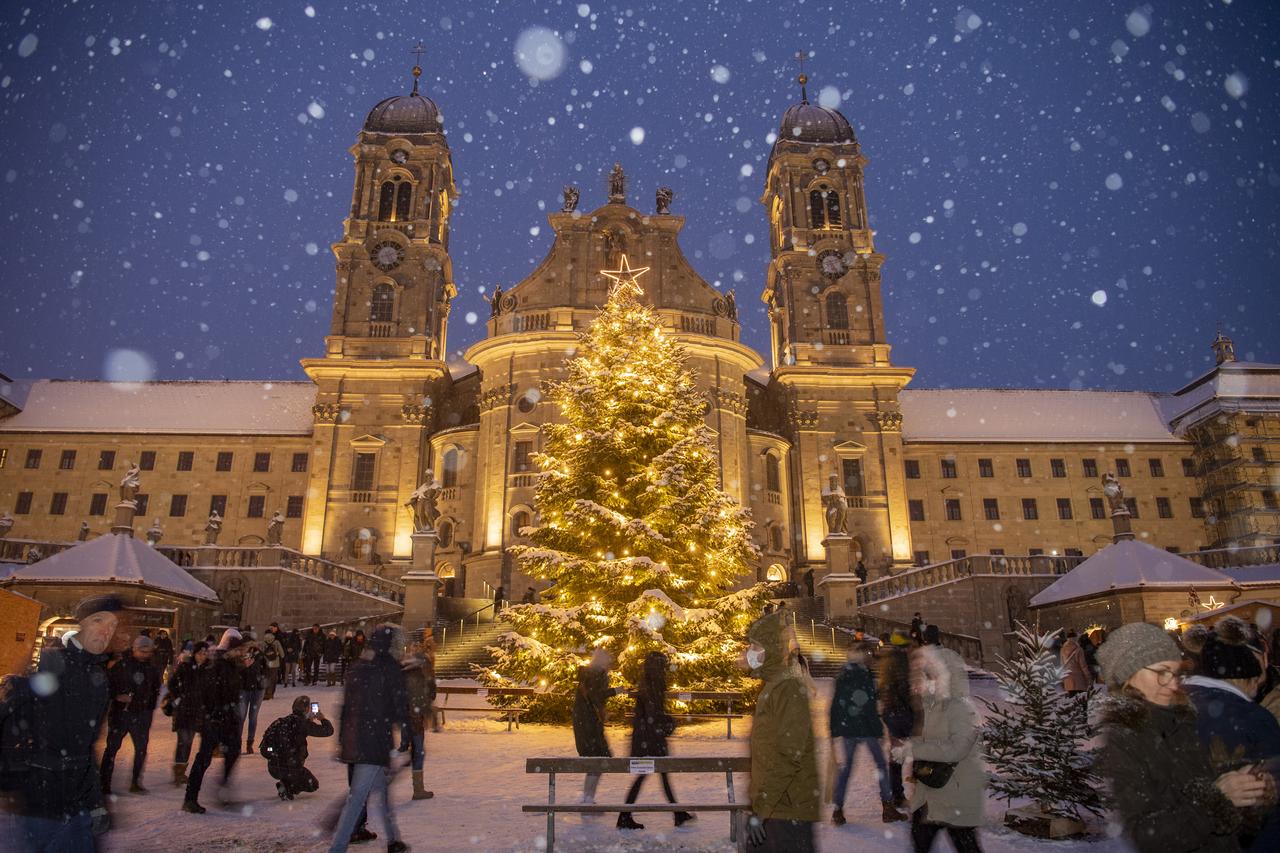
[524,756,751,852]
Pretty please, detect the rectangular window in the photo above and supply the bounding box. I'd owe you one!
[913,550,930,567]
[1090,497,1106,520]
[216,452,234,472]
[1165,546,1181,554]
[209,494,228,517]
[1082,458,1098,479]
[97,450,116,470]
[286,495,304,518]
[247,495,265,518]
[1156,497,1173,518]
[1182,458,1196,477]
[1016,458,1032,478]
[291,452,309,473]
[513,441,533,472]
[24,449,41,469]
[1029,548,1045,556]
[841,458,864,495]
[990,548,1006,556]
[352,453,376,491]
[945,499,963,521]
[1115,458,1131,477]
[139,451,156,471]
[169,494,188,517]
[176,451,194,472]
[1263,491,1279,511]
[904,460,920,479]
[1254,447,1268,464]
[1148,458,1165,477]
[978,458,994,478]
[983,498,1000,521]
[59,450,76,470]
[1125,497,1139,518]
[49,492,68,515]
[89,493,108,516]
[950,549,967,560]
[940,459,957,479]
[908,499,925,521]
[253,452,271,473]
[1190,497,1206,518]
[1056,498,1073,520]
[15,492,34,514]
[1065,548,1084,557]
[1022,498,1039,520]
[1050,458,1066,478]
[134,494,149,516]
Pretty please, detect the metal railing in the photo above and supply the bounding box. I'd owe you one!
[157,544,405,604]
[856,553,1085,607]
[853,613,985,665]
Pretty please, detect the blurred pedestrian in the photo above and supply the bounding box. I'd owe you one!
[261,625,283,701]
[618,652,693,830]
[302,624,324,686]
[572,647,622,805]
[830,643,905,826]
[100,635,162,794]
[238,636,267,754]
[183,629,249,814]
[879,630,914,808]
[1060,630,1092,696]
[153,629,175,679]
[401,651,435,800]
[283,628,301,687]
[323,630,343,686]
[166,641,209,787]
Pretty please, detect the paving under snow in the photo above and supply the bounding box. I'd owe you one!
[97,677,1134,852]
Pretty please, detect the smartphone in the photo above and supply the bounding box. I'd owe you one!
[310,702,320,715]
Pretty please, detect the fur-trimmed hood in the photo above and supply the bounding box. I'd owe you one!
[915,645,970,703]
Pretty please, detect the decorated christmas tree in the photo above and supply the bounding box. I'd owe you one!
[480,256,768,720]
[981,622,1105,827]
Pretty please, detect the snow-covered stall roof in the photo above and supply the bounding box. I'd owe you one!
[1161,361,1280,433]
[1029,539,1236,608]
[3,532,219,602]
[0,379,316,435]
[898,389,1179,443]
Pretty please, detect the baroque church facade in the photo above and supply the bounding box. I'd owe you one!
[2,69,1278,601]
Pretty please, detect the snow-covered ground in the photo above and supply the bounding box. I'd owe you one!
[97,677,1133,852]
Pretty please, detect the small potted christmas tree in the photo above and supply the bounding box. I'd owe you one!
[982,622,1104,838]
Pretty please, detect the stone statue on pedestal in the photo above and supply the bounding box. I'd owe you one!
[204,510,223,545]
[266,511,285,546]
[146,519,163,546]
[0,512,13,539]
[1102,472,1126,513]
[120,463,141,504]
[77,521,90,541]
[562,185,579,213]
[655,186,674,215]
[608,162,626,204]
[821,472,849,536]
[406,472,443,533]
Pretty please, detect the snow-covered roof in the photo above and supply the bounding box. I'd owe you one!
[3,532,219,602]
[1029,540,1236,608]
[899,389,1179,443]
[0,379,316,435]
[1220,564,1280,586]
[1162,361,1280,433]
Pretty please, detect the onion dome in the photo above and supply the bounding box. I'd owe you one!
[363,64,443,134]
[776,72,856,145]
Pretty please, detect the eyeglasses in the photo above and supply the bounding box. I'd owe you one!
[1142,666,1182,686]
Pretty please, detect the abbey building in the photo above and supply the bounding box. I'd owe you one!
[2,70,1278,600]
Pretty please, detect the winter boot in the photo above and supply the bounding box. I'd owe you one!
[832,807,846,826]
[882,801,908,823]
[130,780,148,794]
[181,799,206,814]
[387,841,410,853]
[245,739,254,756]
[172,763,188,786]
[411,771,434,800]
[349,827,378,844]
[616,813,645,830]
[674,811,696,827]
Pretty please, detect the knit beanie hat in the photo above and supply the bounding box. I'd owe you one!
[218,627,244,651]
[1200,616,1263,680]
[1097,622,1182,688]
[74,594,125,622]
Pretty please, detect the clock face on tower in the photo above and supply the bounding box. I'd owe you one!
[390,149,408,164]
[372,241,405,271]
[819,250,847,279]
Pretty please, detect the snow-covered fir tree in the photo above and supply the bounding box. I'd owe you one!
[981,622,1105,821]
[479,257,768,720]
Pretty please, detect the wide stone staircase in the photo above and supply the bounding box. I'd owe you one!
[430,620,505,679]
[782,596,856,678]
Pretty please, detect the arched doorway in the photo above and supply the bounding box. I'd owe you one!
[766,564,788,582]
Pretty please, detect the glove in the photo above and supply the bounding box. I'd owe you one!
[90,807,111,835]
[746,813,767,846]
[890,743,912,764]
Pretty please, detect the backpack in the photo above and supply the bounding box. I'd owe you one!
[258,715,292,761]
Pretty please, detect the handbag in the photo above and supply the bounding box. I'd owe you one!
[912,759,956,789]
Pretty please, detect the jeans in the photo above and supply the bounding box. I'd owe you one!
[746,818,816,853]
[911,807,982,853]
[239,687,264,745]
[409,729,426,772]
[10,812,95,853]
[833,735,892,806]
[284,661,298,686]
[174,727,196,765]
[304,656,320,684]
[100,710,153,789]
[329,763,400,853]
[263,666,279,700]
[185,719,240,804]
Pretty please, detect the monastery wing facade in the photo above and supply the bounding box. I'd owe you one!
[2,70,1277,600]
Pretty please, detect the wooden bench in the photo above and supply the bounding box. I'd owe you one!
[434,685,535,732]
[523,755,751,852]
[662,690,744,739]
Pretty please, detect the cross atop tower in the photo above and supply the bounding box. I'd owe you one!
[794,50,809,104]
[410,41,426,94]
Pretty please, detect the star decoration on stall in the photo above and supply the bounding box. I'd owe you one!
[1200,595,1223,610]
[600,254,650,296]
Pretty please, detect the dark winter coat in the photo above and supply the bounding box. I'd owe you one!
[0,637,110,819]
[240,653,266,691]
[1183,678,1280,849]
[1098,693,1242,853]
[153,634,175,670]
[405,659,436,732]
[323,635,344,663]
[572,666,616,757]
[282,631,301,663]
[202,653,244,727]
[878,644,914,739]
[107,653,161,717]
[167,658,206,730]
[269,706,334,769]
[302,628,324,658]
[829,660,883,738]
[338,648,409,766]
[629,683,672,758]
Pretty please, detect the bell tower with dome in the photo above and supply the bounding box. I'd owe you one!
[298,57,458,565]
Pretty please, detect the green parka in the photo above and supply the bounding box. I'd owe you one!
[747,611,821,822]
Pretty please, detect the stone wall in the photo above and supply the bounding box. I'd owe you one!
[186,566,400,630]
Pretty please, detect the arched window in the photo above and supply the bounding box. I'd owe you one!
[395,182,412,221]
[769,524,784,552]
[511,510,530,538]
[765,455,781,493]
[377,181,396,221]
[437,519,453,549]
[442,448,460,488]
[826,292,849,329]
[809,186,841,228]
[766,564,787,582]
[370,284,394,322]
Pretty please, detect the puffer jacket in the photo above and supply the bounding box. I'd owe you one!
[572,665,615,757]
[167,657,206,730]
[908,646,986,828]
[1098,692,1242,853]
[829,660,883,739]
[747,611,820,822]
